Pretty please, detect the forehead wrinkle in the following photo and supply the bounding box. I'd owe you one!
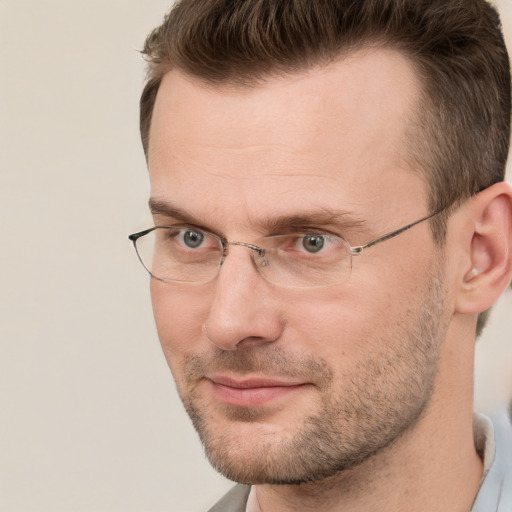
[170,147,336,183]
[194,162,344,182]
[177,141,299,154]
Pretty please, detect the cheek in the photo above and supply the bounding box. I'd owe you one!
[283,279,413,362]
[150,280,211,369]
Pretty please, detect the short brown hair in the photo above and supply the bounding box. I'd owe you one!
[140,0,511,333]
[141,0,509,213]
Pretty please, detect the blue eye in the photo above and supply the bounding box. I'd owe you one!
[183,229,204,248]
[302,234,326,253]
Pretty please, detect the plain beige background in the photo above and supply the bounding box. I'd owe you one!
[0,1,511,511]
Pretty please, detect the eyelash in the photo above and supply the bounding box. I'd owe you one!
[158,220,343,242]
[270,227,341,239]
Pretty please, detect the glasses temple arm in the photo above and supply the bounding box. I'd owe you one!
[350,210,443,255]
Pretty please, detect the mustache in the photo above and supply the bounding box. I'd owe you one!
[184,346,334,388]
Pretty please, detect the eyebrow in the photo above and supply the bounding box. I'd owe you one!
[148,198,368,235]
[260,210,368,234]
[149,198,198,224]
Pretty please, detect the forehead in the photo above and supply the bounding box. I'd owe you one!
[148,48,427,232]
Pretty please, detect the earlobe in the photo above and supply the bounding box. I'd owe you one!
[455,182,512,315]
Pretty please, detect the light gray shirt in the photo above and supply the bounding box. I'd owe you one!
[471,411,512,511]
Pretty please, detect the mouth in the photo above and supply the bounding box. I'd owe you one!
[205,375,310,407]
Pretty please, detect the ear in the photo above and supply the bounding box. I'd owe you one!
[455,181,512,315]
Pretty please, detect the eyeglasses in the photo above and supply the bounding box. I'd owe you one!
[128,210,442,289]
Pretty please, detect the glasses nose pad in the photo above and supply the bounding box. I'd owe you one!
[247,245,270,272]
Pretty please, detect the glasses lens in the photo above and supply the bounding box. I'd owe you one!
[257,234,352,289]
[134,227,222,283]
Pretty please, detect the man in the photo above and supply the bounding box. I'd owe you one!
[129,0,512,510]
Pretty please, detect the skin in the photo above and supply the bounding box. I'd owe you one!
[147,49,488,511]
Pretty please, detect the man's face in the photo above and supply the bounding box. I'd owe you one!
[147,49,451,484]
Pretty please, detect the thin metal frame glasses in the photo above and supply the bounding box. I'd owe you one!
[128,210,441,289]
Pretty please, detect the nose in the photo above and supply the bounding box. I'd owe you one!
[203,245,284,351]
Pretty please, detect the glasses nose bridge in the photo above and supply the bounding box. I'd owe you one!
[218,240,268,278]
[227,240,266,257]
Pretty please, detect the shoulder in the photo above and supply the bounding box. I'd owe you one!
[207,484,251,512]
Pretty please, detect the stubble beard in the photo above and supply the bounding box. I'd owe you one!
[177,264,447,485]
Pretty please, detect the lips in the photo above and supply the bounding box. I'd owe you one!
[206,375,308,407]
